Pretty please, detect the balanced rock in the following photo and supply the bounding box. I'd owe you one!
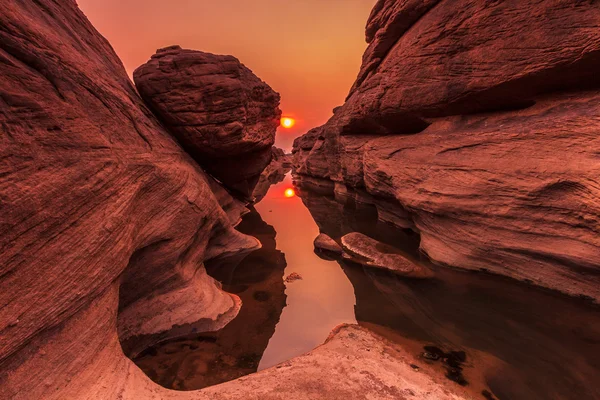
[314,233,342,254]
[341,233,433,279]
[134,46,282,198]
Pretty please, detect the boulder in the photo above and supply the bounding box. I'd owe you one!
[134,46,282,198]
[314,233,343,254]
[341,233,433,279]
[293,0,600,301]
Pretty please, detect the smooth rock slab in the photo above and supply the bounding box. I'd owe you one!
[341,233,433,279]
[314,233,343,254]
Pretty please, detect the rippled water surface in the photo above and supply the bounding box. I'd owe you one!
[132,173,600,399]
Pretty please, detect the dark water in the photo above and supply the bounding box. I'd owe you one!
[132,174,600,399]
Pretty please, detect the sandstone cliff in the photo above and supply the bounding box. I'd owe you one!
[0,0,260,398]
[293,0,600,301]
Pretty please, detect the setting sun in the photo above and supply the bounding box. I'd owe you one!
[284,188,296,198]
[281,117,296,129]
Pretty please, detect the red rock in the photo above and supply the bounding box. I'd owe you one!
[134,46,282,198]
[341,0,600,135]
[341,233,433,279]
[0,1,476,399]
[293,1,600,301]
[0,1,258,398]
[314,233,343,254]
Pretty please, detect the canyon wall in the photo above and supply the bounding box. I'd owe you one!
[293,0,600,301]
[0,0,261,398]
[0,1,470,399]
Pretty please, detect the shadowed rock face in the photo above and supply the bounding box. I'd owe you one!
[134,46,282,198]
[293,0,600,301]
[252,147,292,203]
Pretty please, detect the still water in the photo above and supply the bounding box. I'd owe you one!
[132,173,600,400]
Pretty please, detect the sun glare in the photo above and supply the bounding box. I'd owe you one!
[284,188,296,198]
[281,117,296,129]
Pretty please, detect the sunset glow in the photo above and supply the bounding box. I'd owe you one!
[77,0,373,151]
[284,188,296,198]
[281,117,296,129]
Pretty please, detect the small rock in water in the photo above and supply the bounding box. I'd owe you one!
[314,233,343,254]
[284,272,303,283]
[340,232,433,279]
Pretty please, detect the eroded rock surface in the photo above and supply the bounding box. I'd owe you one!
[133,210,288,390]
[293,0,600,301]
[0,1,258,398]
[134,46,282,198]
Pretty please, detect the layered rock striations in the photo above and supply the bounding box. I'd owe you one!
[293,0,600,301]
[0,1,469,399]
[0,0,259,398]
[134,47,282,198]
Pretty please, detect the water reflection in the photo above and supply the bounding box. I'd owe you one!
[255,174,357,370]
[132,210,287,390]
[130,170,600,399]
[296,178,600,400]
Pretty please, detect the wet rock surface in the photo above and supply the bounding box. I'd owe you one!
[421,346,468,387]
[341,232,433,278]
[284,272,303,283]
[293,0,600,301]
[134,46,282,198]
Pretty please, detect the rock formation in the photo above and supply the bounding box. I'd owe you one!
[313,233,342,254]
[0,1,472,399]
[133,209,288,390]
[0,0,261,398]
[293,0,600,301]
[134,46,282,198]
[341,233,433,278]
[296,181,600,400]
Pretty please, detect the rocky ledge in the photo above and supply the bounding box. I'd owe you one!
[293,0,600,301]
[134,46,282,198]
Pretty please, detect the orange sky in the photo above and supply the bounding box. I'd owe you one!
[77,0,376,151]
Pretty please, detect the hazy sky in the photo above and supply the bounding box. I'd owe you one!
[77,0,376,150]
